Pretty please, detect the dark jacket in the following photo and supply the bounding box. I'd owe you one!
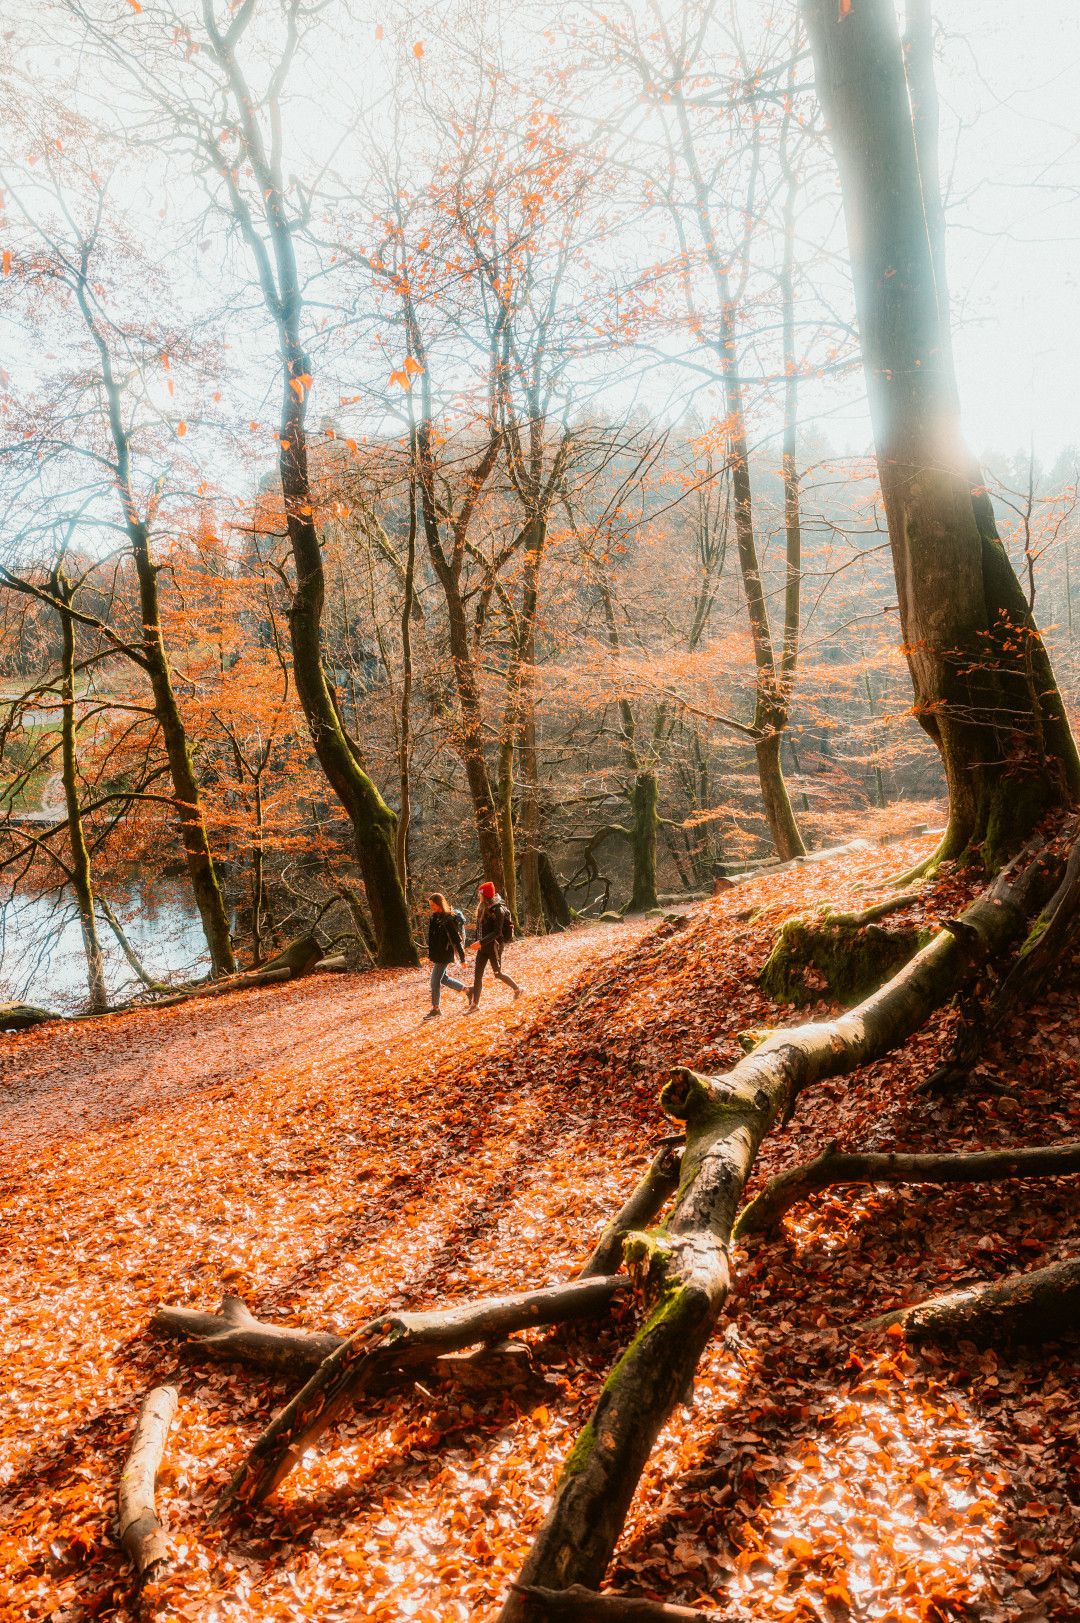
[477,894,509,946]
[428,909,465,965]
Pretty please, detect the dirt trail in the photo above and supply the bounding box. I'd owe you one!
[0,917,649,1162]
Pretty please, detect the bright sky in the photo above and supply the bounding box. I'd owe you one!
[910,1,1080,461]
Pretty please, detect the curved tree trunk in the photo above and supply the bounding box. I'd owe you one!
[201,10,415,968]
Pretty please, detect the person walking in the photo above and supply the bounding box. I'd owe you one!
[424,893,468,1020]
[468,880,522,1011]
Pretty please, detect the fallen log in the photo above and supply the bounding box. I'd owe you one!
[734,1140,1080,1238]
[117,1384,177,1583]
[510,1583,725,1620]
[214,1275,627,1514]
[864,1256,1080,1343]
[495,832,1061,1620]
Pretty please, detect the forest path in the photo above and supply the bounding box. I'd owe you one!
[0,913,654,1163]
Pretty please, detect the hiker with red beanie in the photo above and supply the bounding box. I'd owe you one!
[468,880,522,1010]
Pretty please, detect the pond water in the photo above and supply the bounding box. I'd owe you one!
[0,879,211,1013]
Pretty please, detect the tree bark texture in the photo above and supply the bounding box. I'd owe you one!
[802,0,1080,862]
[735,1140,1080,1238]
[866,1257,1080,1344]
[117,1384,177,1583]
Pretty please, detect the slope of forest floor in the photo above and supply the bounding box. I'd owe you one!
[1,832,1078,1623]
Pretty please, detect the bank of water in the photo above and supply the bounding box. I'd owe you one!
[0,880,211,1013]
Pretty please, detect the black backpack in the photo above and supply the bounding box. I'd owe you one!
[492,900,515,944]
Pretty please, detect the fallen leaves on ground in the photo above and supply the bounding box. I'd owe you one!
[1,832,1077,1621]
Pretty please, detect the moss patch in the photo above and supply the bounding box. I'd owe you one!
[759,916,928,1008]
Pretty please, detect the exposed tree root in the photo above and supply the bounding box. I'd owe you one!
[153,1294,535,1387]
[734,1140,1080,1237]
[494,833,1060,1620]
[579,1145,683,1279]
[117,1385,177,1584]
[863,1256,1080,1343]
[510,1583,725,1620]
[921,831,1080,1092]
[153,1295,341,1379]
[213,1276,627,1516]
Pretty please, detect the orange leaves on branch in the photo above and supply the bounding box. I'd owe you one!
[413,40,425,58]
[839,0,853,15]
[175,421,187,437]
[1,250,11,276]
[389,356,422,390]
[289,372,313,400]
[126,0,142,11]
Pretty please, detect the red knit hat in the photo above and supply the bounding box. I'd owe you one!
[479,881,496,900]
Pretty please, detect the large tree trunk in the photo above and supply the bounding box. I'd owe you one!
[803,0,1080,863]
[754,730,805,866]
[201,9,416,969]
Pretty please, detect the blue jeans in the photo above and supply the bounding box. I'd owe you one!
[430,961,465,1009]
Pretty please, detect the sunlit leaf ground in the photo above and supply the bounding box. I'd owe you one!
[1,834,1077,1622]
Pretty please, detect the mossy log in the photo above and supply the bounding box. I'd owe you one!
[494,835,1058,1619]
[510,1583,725,1620]
[214,1276,627,1515]
[864,1256,1080,1344]
[117,1385,177,1583]
[759,912,927,1007]
[734,1140,1080,1238]
[0,1002,59,1032]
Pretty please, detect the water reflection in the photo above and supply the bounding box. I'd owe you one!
[0,879,211,1012]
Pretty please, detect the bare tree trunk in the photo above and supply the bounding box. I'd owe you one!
[803,0,1080,864]
[201,5,415,966]
[51,567,108,1011]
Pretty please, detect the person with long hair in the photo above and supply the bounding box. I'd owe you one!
[424,893,468,1020]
